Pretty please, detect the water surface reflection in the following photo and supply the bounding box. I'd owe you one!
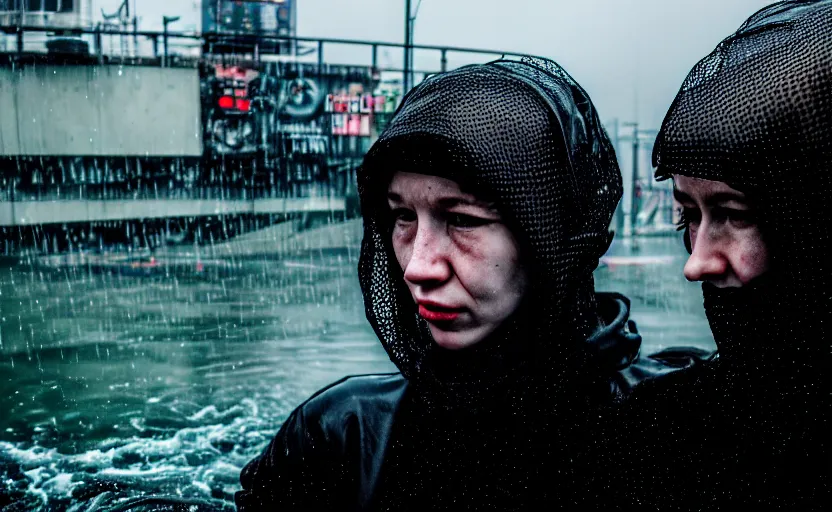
[0,228,712,509]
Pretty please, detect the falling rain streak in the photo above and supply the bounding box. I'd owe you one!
[0,1,716,509]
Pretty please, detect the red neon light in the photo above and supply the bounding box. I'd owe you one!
[235,99,251,112]
[218,96,234,109]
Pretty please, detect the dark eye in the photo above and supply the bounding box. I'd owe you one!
[447,213,491,229]
[391,208,416,224]
[712,207,756,228]
[675,207,701,231]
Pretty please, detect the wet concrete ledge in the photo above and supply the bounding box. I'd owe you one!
[0,197,346,226]
[155,217,363,260]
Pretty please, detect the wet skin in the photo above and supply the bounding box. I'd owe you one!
[673,175,769,288]
[387,172,528,350]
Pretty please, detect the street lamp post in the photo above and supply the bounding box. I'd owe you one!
[621,123,660,236]
[162,15,180,67]
[622,122,640,236]
[403,0,424,93]
[404,0,412,92]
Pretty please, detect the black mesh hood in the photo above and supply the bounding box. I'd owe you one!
[653,0,832,373]
[357,57,622,412]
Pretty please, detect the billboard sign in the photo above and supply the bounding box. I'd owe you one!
[202,0,293,35]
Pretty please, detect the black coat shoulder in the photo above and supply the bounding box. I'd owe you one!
[593,292,714,401]
[301,373,408,428]
[235,373,408,511]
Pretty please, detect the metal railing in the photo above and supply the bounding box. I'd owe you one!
[0,24,545,83]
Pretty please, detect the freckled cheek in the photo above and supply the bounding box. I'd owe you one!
[491,254,527,319]
[491,249,526,299]
[748,237,771,276]
[734,232,770,282]
[454,235,505,293]
[390,236,412,272]
[452,233,488,262]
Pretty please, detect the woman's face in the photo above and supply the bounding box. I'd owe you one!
[673,175,770,287]
[387,172,528,350]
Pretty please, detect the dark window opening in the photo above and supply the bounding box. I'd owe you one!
[44,0,58,12]
[59,0,72,12]
[25,0,40,12]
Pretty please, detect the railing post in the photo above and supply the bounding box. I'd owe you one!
[630,123,640,236]
[16,27,23,53]
[163,27,168,67]
[96,30,104,64]
[317,40,324,76]
[440,49,447,72]
[404,0,412,92]
[371,44,378,73]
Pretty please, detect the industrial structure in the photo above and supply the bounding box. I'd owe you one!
[0,1,667,259]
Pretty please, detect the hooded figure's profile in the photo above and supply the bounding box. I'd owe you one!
[600,1,832,508]
[236,56,705,510]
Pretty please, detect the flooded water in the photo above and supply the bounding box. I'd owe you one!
[0,227,713,511]
[599,236,714,352]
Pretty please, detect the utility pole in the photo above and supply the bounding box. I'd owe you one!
[610,118,625,236]
[403,1,424,92]
[162,15,180,67]
[622,122,640,237]
[631,122,640,236]
[404,0,412,93]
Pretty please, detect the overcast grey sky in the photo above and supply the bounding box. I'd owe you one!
[297,0,777,129]
[130,0,777,129]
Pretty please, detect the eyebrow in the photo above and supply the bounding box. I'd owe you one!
[673,187,748,207]
[386,192,496,210]
[437,197,496,210]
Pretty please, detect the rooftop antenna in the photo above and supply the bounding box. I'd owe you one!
[101,0,132,56]
[101,0,130,26]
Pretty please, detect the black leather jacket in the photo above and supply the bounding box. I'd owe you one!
[236,294,712,510]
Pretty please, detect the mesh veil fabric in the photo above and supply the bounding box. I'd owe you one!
[356,56,624,508]
[654,0,832,375]
[357,57,621,414]
[601,2,832,507]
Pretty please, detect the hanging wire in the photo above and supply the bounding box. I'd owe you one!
[412,0,424,21]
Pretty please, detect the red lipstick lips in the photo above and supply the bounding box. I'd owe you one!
[417,301,463,322]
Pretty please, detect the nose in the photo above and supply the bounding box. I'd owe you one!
[683,226,728,282]
[402,221,452,286]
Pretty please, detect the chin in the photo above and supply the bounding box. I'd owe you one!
[429,325,489,350]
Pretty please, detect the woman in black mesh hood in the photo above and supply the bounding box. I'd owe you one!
[600,1,831,509]
[236,56,703,511]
